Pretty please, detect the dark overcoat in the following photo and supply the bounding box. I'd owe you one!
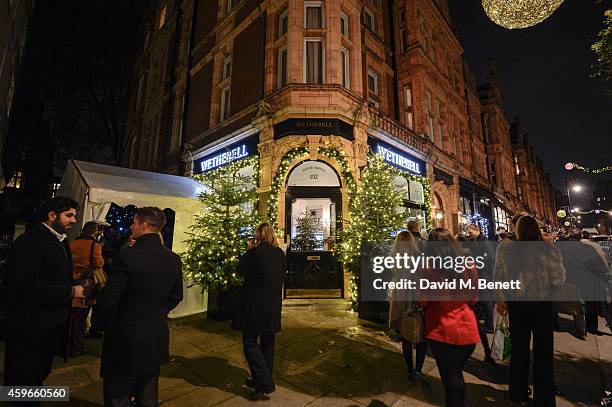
[4,224,74,382]
[91,233,183,377]
[231,242,286,335]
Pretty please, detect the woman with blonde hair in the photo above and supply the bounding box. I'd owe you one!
[232,223,286,400]
[388,231,430,385]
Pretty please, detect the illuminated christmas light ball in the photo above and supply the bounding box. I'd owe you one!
[556,209,566,218]
[564,162,574,171]
[482,0,564,30]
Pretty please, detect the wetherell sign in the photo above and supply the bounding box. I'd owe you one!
[193,136,258,174]
[369,139,424,175]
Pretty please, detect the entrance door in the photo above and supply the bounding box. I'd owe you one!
[285,188,343,298]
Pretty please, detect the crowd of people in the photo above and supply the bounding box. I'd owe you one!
[2,196,611,406]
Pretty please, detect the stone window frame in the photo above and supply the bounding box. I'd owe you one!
[304,37,325,84]
[340,47,350,89]
[304,1,325,29]
[364,8,375,34]
[340,11,349,38]
[277,45,288,89]
[278,8,289,38]
[219,55,233,122]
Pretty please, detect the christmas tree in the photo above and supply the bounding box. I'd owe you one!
[337,153,408,306]
[292,211,321,251]
[182,158,259,292]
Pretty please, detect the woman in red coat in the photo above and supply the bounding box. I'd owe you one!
[419,228,480,407]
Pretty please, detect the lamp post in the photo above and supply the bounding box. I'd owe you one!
[564,176,582,228]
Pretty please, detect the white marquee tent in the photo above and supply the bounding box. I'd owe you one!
[57,160,207,318]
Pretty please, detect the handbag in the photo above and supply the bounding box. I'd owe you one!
[400,305,425,344]
[491,313,511,361]
[552,282,581,316]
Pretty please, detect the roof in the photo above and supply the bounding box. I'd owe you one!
[71,160,205,199]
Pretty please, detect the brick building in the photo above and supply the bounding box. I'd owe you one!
[123,0,557,298]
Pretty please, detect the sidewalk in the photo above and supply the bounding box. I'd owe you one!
[3,308,610,406]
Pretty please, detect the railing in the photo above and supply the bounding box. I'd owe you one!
[368,107,431,153]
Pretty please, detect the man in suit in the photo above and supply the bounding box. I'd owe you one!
[92,207,183,407]
[4,197,86,390]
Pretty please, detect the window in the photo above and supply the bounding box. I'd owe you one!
[367,70,378,94]
[7,75,15,118]
[220,55,232,121]
[341,47,350,88]
[305,2,324,29]
[340,12,348,37]
[514,155,520,175]
[136,76,145,109]
[399,28,407,53]
[364,9,375,32]
[398,8,405,25]
[404,87,413,129]
[129,136,138,168]
[7,171,22,189]
[222,56,232,81]
[277,46,287,88]
[51,183,61,198]
[367,98,379,108]
[408,180,424,204]
[305,39,324,84]
[158,5,167,29]
[226,0,237,14]
[278,9,288,37]
[488,159,496,184]
[143,30,150,49]
[425,90,433,140]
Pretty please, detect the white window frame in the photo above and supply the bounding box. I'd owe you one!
[304,1,324,29]
[278,9,288,37]
[367,69,378,95]
[364,9,375,32]
[340,11,349,37]
[340,47,350,88]
[303,38,325,84]
[222,55,232,81]
[405,87,412,108]
[220,85,231,122]
[277,46,288,88]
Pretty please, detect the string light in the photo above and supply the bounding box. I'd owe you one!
[482,0,564,30]
[565,162,612,174]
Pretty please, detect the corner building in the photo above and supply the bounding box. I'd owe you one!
[124,0,557,299]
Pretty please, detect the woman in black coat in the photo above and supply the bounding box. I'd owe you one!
[231,223,286,400]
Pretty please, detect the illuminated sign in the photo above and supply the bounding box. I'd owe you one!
[193,135,259,174]
[372,142,424,175]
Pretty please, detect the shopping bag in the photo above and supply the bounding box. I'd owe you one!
[491,313,511,361]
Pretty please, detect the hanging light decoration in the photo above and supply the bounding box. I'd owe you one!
[482,0,564,30]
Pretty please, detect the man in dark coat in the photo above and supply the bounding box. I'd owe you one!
[4,197,85,390]
[231,223,286,400]
[92,206,183,407]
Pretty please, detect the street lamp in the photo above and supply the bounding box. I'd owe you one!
[572,185,582,192]
[564,176,582,227]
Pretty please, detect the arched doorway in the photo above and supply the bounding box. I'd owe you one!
[434,192,445,228]
[284,160,343,298]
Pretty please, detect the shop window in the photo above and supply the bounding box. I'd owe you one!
[278,9,288,37]
[340,12,349,37]
[408,180,424,204]
[305,39,324,83]
[305,2,324,29]
[364,9,375,33]
[341,47,350,88]
[277,46,287,88]
[367,70,378,95]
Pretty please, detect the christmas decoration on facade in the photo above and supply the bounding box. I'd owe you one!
[564,162,612,174]
[482,0,564,29]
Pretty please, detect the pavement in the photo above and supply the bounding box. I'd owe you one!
[0,308,610,406]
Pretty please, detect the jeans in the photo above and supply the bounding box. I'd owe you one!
[428,339,475,407]
[242,332,276,393]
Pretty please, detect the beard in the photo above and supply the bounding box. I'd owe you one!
[51,218,71,234]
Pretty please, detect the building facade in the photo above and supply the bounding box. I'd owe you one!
[0,0,35,189]
[124,0,557,298]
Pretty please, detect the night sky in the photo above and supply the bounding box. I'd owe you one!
[450,0,612,209]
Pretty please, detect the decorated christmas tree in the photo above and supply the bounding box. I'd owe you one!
[337,153,408,307]
[292,211,321,251]
[182,158,259,292]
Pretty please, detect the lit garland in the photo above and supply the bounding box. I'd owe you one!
[460,213,491,239]
[482,0,564,30]
[182,156,260,292]
[267,147,309,228]
[565,162,612,174]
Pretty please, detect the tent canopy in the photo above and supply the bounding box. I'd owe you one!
[57,160,207,318]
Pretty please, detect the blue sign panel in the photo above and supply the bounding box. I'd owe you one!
[193,136,258,174]
[369,139,425,175]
